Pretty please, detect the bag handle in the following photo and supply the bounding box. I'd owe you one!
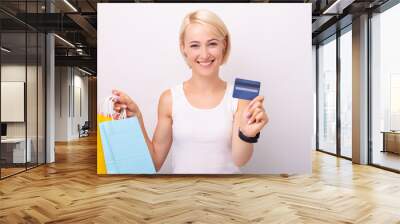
[100,96,126,120]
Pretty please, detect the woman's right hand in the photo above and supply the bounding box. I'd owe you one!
[112,89,140,119]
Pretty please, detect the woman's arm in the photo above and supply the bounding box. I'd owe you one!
[145,90,173,171]
[112,89,173,171]
[231,96,269,167]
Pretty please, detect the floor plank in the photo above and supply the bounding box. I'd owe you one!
[0,135,400,223]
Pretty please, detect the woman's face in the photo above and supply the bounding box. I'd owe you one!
[182,23,226,77]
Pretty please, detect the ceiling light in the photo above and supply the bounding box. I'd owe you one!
[78,67,92,76]
[63,0,78,12]
[54,34,75,48]
[1,47,11,53]
[322,0,355,15]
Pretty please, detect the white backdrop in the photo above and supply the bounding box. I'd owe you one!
[98,3,313,174]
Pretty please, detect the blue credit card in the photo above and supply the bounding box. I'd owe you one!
[233,78,261,100]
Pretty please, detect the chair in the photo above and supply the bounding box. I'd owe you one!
[79,121,90,138]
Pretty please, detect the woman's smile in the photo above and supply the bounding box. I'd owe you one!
[197,59,215,67]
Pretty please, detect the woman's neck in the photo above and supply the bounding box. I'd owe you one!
[186,72,225,93]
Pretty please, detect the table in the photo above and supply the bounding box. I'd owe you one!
[381,131,400,154]
[1,138,31,163]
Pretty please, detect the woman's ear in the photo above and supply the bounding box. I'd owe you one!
[180,43,191,68]
[180,44,187,58]
[222,38,227,53]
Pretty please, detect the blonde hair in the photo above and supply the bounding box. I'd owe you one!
[179,9,231,65]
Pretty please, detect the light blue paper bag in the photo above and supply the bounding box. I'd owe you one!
[99,116,156,174]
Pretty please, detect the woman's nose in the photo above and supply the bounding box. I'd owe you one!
[199,46,209,59]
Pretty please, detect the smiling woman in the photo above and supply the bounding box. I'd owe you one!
[110,9,269,174]
[179,10,231,72]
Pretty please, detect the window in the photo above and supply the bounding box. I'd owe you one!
[371,2,400,171]
[340,28,352,158]
[318,36,337,154]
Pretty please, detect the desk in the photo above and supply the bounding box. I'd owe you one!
[382,131,400,154]
[1,138,31,163]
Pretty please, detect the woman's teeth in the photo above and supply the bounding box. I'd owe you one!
[198,60,214,66]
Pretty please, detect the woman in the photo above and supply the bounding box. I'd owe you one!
[112,9,269,174]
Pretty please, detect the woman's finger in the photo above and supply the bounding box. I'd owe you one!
[250,95,263,104]
[254,111,266,124]
[248,108,262,124]
[248,97,265,112]
[112,112,120,120]
[249,95,264,107]
[246,96,260,111]
[252,112,267,132]
[112,96,120,103]
[255,95,264,103]
[250,101,262,111]
[113,102,127,111]
[247,101,263,117]
[126,110,135,118]
[112,89,122,96]
[265,112,269,123]
[114,103,127,108]
[114,95,130,106]
[112,90,127,103]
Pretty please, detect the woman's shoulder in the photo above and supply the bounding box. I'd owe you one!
[159,89,172,105]
[158,89,172,116]
[159,83,183,107]
[159,83,182,100]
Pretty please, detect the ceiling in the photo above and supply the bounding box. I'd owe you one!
[0,0,393,75]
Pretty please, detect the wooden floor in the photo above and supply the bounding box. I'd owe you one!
[0,167,26,178]
[1,135,400,223]
[1,163,45,178]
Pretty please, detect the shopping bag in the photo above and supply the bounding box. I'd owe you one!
[97,113,111,174]
[98,96,156,174]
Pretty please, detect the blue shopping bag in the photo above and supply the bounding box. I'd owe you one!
[99,116,156,174]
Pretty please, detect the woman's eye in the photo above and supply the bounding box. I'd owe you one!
[209,42,218,46]
[190,44,199,48]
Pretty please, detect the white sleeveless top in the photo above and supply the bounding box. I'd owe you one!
[170,83,241,174]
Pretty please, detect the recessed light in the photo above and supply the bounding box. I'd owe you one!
[322,0,355,15]
[54,34,75,48]
[63,0,78,12]
[1,47,11,53]
[78,67,93,76]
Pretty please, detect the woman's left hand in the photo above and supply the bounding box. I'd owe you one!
[239,96,269,138]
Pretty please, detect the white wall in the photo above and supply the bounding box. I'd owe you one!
[55,67,89,141]
[55,67,69,141]
[98,3,313,174]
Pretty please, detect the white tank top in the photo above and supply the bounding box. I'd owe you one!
[170,82,241,174]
